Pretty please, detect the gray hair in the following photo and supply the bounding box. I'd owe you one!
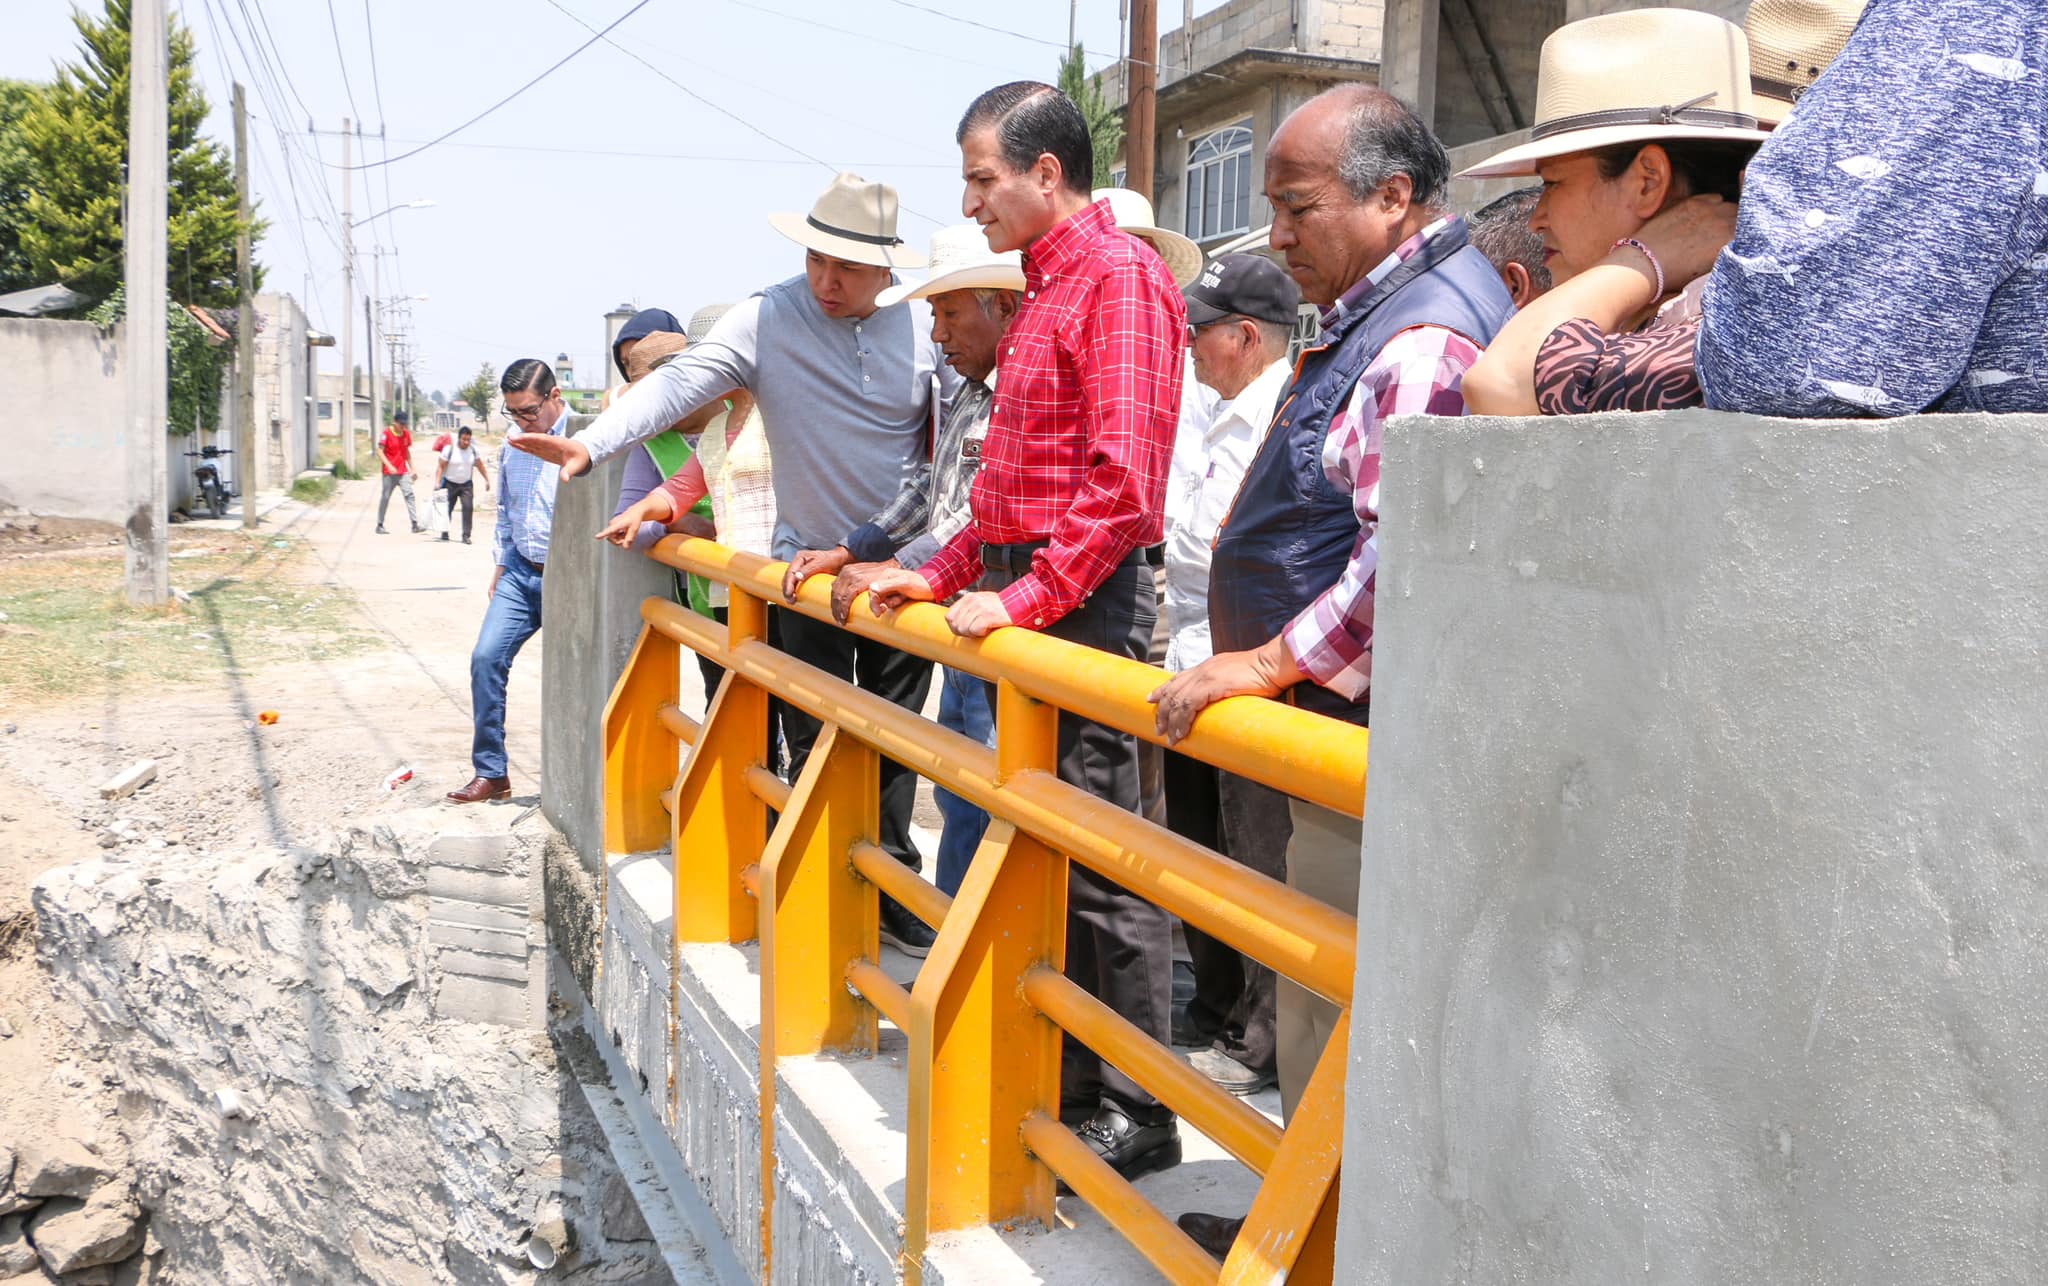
[1466,187,1552,294]
[1253,317,1293,358]
[1330,86,1451,212]
[969,287,1022,319]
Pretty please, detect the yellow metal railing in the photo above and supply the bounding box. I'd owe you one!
[602,535,1367,1285]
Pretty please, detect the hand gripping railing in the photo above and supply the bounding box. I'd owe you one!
[602,534,1366,1285]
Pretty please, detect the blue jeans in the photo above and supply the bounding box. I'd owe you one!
[471,551,543,779]
[933,666,996,896]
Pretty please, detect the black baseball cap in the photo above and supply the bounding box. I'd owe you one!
[391,409,410,425]
[1183,253,1302,328]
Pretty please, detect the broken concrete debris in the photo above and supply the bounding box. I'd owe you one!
[27,1192,147,1276]
[96,760,157,801]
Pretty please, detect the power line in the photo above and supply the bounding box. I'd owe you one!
[371,134,958,166]
[235,0,314,124]
[716,0,1020,75]
[337,0,656,171]
[871,0,1229,84]
[321,0,364,123]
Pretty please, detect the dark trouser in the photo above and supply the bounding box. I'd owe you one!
[1166,751,1290,1073]
[981,549,1172,1125]
[1137,561,1169,827]
[445,480,474,540]
[775,608,933,872]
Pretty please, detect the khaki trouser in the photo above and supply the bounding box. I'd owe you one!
[1277,797,1362,1119]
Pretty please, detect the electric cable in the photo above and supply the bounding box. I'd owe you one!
[322,0,365,123]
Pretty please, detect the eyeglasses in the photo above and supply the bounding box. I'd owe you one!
[502,397,551,424]
[1186,314,1246,343]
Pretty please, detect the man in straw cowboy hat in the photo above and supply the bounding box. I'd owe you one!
[866,80,1190,1183]
[1461,2,1877,418]
[513,172,960,957]
[780,223,1024,902]
[1147,82,1515,1257]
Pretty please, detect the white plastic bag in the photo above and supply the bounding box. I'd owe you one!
[430,488,450,534]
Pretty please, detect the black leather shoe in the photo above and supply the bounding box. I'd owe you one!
[1067,1103,1180,1189]
[1171,1003,1221,1049]
[1176,1211,1245,1260]
[878,895,936,959]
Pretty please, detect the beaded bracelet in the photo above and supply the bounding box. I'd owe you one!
[1611,237,1666,299]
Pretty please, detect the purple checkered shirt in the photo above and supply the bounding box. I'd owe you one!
[1281,219,1482,700]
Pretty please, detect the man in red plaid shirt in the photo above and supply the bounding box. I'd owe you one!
[869,81,1187,1183]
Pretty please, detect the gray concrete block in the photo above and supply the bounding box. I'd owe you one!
[435,948,529,984]
[424,865,526,907]
[427,896,526,934]
[425,833,515,874]
[1342,409,2048,1284]
[433,973,531,1028]
[428,919,527,958]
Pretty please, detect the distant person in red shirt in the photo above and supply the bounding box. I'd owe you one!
[376,410,423,534]
[868,80,1187,1184]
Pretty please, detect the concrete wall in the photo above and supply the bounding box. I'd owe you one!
[251,292,312,488]
[2,318,129,521]
[539,415,682,870]
[1100,0,1380,105]
[1340,409,2048,1283]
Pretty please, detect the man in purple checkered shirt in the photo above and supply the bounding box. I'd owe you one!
[1150,84,1514,1259]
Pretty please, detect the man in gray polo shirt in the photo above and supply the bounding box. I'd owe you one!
[511,172,958,957]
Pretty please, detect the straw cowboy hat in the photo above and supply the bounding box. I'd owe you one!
[875,224,1026,309]
[1093,187,1204,288]
[1458,8,1771,179]
[767,172,927,270]
[623,331,689,383]
[1746,0,1869,125]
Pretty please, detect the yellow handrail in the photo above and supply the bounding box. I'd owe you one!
[602,536,1362,1285]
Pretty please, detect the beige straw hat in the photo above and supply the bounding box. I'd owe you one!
[875,224,1026,309]
[1093,187,1204,288]
[1746,0,1869,125]
[1458,8,1770,180]
[767,172,927,270]
[685,303,731,343]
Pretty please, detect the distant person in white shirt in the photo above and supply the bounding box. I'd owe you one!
[1161,252,1301,1097]
[433,426,489,544]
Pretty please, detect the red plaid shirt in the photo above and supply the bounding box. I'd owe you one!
[918,199,1185,627]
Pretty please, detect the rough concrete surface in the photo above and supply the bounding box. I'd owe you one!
[31,813,679,1284]
[1345,410,2048,1283]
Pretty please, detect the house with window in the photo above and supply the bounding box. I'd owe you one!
[1098,0,1749,252]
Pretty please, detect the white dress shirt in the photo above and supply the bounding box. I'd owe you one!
[1163,355,1292,670]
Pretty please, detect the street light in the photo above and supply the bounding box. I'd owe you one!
[351,198,435,228]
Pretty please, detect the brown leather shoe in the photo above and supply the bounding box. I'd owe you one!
[1176,1211,1245,1260]
[446,776,511,803]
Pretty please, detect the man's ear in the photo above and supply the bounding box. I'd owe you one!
[1503,261,1534,308]
[1379,173,1415,217]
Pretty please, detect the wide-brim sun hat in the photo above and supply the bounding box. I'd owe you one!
[1746,0,1869,126]
[767,172,927,270]
[1458,8,1771,180]
[876,224,1026,309]
[1093,187,1204,288]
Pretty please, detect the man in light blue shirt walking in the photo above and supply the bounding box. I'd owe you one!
[449,358,562,804]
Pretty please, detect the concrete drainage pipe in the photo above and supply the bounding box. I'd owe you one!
[524,1217,574,1270]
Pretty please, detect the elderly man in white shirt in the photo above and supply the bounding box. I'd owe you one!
[1160,253,1302,1096]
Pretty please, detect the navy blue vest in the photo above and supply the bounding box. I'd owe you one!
[1209,224,1514,723]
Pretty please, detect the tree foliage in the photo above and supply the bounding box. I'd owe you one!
[88,285,232,437]
[8,0,260,309]
[0,80,39,292]
[1058,44,1124,191]
[455,363,497,428]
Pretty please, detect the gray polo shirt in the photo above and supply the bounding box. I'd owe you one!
[575,274,959,558]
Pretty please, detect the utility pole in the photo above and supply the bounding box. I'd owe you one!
[1127,0,1158,201]
[233,83,257,529]
[339,118,355,475]
[125,0,169,606]
[1068,0,1077,53]
[366,247,379,438]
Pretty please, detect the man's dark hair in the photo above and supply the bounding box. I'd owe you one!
[500,358,557,397]
[1591,139,1757,203]
[458,426,472,437]
[1329,85,1451,212]
[956,81,1092,195]
[1467,187,1551,294]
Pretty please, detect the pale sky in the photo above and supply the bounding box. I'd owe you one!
[4,0,1198,399]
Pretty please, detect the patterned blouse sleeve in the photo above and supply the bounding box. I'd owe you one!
[1533,317,1703,415]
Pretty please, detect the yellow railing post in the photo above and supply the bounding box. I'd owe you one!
[602,623,680,856]
[670,642,769,944]
[1220,1009,1350,1286]
[760,722,880,1059]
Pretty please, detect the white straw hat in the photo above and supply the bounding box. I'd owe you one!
[767,172,927,270]
[685,303,731,343]
[1093,187,1203,288]
[1457,8,1770,180]
[876,225,1026,309]
[1745,0,1869,125]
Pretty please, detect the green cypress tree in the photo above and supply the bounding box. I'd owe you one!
[14,0,260,310]
[1058,44,1124,191]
